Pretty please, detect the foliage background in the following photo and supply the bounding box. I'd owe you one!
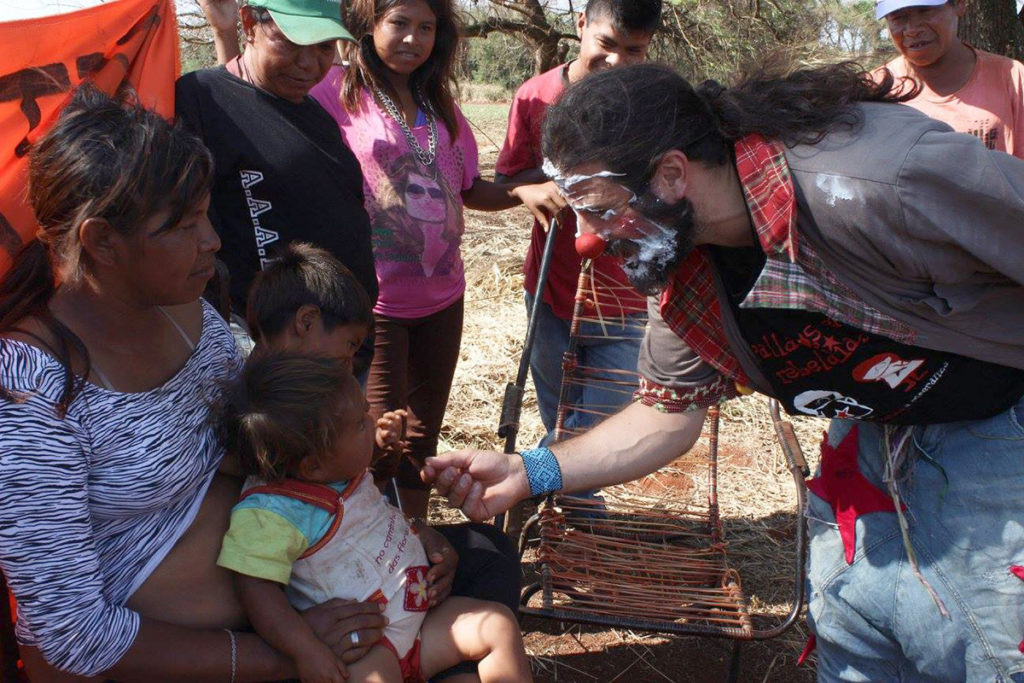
[178,0,898,87]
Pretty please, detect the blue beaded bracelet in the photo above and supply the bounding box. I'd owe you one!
[519,446,563,497]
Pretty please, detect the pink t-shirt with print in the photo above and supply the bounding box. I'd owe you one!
[877,46,1024,158]
[311,66,479,318]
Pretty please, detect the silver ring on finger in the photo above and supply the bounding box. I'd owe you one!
[350,630,360,647]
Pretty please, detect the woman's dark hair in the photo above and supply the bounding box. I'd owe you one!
[542,61,915,189]
[340,0,461,137]
[0,85,213,414]
[222,352,356,481]
[246,242,373,344]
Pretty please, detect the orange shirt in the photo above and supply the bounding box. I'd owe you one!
[876,46,1024,158]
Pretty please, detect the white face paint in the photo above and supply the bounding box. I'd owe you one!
[542,158,627,187]
[543,157,675,246]
[543,158,694,294]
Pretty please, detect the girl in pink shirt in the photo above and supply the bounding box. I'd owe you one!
[310,0,562,517]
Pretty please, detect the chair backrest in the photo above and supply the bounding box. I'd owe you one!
[517,260,810,641]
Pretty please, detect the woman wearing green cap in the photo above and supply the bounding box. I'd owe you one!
[176,0,380,378]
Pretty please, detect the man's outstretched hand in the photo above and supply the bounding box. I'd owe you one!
[421,450,530,522]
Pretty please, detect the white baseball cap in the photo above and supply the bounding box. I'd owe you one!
[876,0,947,20]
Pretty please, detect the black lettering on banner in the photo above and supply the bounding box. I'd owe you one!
[116,5,160,45]
[76,53,107,79]
[0,2,165,256]
[0,2,163,159]
[0,64,70,157]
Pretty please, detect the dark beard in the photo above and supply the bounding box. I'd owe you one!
[606,193,697,296]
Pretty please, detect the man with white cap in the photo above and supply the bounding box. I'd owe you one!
[874,0,1024,157]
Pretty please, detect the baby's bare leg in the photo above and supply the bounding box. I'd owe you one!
[345,643,403,683]
[419,596,532,683]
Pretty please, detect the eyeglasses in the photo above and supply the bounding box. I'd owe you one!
[407,183,444,199]
[558,177,637,224]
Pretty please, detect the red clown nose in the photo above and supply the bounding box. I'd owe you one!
[575,233,606,259]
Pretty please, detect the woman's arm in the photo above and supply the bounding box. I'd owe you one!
[461,178,565,228]
[198,0,242,64]
[0,394,138,676]
[105,621,293,683]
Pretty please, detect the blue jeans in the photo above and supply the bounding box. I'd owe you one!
[524,292,645,445]
[807,401,1024,682]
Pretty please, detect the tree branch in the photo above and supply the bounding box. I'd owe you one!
[462,16,574,43]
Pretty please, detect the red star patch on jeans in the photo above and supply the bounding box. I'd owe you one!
[807,425,903,564]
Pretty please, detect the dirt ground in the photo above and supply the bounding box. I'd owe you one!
[430,102,825,682]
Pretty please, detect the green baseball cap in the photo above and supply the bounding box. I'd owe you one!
[253,0,354,45]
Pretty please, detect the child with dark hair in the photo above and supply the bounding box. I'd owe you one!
[874,0,1024,157]
[245,242,407,471]
[495,0,661,448]
[243,243,525,682]
[218,353,532,683]
[247,242,374,374]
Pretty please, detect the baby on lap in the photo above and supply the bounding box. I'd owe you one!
[218,353,532,682]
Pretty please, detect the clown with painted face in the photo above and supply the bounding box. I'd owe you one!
[428,62,1024,683]
[541,160,696,297]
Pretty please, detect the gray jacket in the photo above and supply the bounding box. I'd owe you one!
[640,102,1024,402]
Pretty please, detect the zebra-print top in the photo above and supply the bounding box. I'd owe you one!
[0,299,241,676]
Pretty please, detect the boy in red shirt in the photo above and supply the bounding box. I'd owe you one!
[875,0,1024,157]
[496,0,662,446]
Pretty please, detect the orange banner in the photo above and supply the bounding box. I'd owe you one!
[0,0,179,274]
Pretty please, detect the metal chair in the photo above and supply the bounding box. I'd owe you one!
[500,239,810,678]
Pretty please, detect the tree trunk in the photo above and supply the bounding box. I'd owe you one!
[532,34,561,73]
[461,0,575,75]
[960,0,1024,59]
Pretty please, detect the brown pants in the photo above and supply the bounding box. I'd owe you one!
[367,298,463,491]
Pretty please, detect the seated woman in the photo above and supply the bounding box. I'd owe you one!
[0,87,387,681]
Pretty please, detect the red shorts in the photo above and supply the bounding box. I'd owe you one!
[381,636,425,683]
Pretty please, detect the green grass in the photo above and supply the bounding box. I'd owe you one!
[459,102,512,158]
